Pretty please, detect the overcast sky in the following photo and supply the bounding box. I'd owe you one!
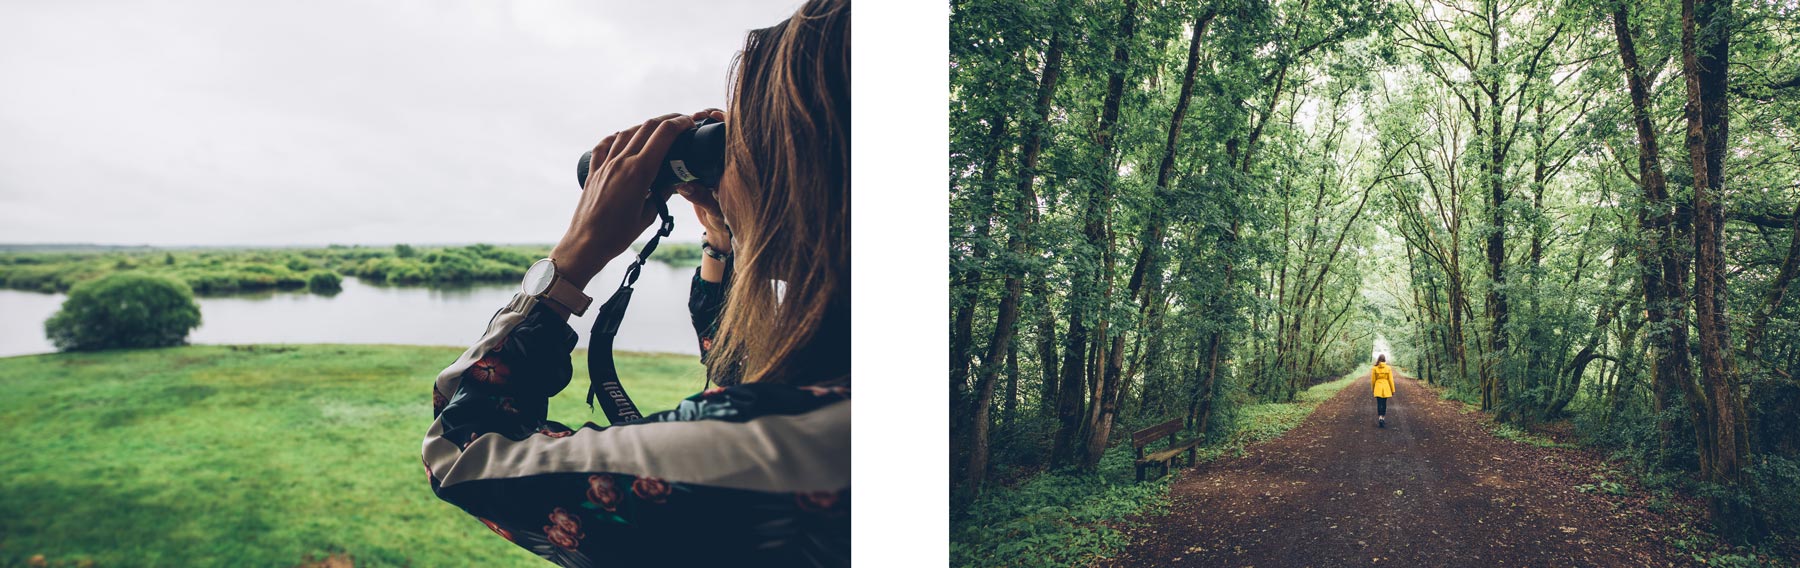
[0,0,800,246]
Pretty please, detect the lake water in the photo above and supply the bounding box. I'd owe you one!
[0,261,702,359]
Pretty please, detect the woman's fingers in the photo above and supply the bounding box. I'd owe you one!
[679,183,723,212]
[638,115,695,165]
[621,113,685,157]
[589,134,618,178]
[605,124,643,163]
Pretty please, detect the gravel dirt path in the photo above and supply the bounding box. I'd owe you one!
[1106,370,1690,567]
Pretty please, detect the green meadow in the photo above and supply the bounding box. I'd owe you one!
[0,344,708,567]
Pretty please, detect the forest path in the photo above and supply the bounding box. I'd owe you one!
[1106,371,1682,567]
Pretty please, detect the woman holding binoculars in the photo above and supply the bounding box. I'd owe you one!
[420,0,850,565]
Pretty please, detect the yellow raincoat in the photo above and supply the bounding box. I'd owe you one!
[1372,362,1394,398]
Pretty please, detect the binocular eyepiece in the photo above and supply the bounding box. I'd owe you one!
[577,118,726,192]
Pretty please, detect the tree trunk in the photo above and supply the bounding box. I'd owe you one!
[952,114,1011,416]
[1483,6,1510,416]
[1189,219,1242,433]
[1033,276,1061,416]
[965,27,1066,490]
[1069,0,1138,470]
[1615,4,1691,468]
[1682,0,1749,535]
[1005,341,1020,428]
[1050,308,1090,466]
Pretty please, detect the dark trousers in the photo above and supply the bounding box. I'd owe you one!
[1376,397,1388,416]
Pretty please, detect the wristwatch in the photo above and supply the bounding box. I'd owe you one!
[522,258,593,316]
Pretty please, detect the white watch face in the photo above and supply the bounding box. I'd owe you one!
[523,259,556,296]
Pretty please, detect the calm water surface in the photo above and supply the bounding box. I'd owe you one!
[0,261,701,358]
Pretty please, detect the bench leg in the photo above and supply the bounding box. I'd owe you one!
[1136,464,1144,482]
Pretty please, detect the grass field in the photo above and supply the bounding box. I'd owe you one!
[0,344,708,567]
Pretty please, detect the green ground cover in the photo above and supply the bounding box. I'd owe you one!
[949,372,1359,568]
[0,344,707,567]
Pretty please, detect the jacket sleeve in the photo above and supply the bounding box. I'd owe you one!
[422,292,850,566]
[426,293,577,452]
[689,260,744,385]
[688,267,727,359]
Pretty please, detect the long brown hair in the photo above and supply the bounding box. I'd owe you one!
[710,0,850,386]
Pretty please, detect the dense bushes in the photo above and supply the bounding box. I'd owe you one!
[307,271,343,293]
[44,273,202,351]
[344,245,533,284]
[0,243,699,296]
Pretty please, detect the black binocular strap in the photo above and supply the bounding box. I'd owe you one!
[584,199,677,424]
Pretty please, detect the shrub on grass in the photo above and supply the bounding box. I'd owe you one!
[45,273,202,351]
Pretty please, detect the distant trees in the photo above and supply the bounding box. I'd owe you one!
[45,273,202,351]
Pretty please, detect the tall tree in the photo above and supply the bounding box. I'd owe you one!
[1052,0,1139,468]
[961,25,1067,496]
[1681,0,1750,534]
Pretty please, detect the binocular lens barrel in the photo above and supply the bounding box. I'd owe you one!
[576,120,726,192]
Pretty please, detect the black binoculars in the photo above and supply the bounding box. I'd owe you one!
[576,118,726,192]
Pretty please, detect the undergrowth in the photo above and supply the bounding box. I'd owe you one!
[1491,422,1571,449]
[949,371,1359,568]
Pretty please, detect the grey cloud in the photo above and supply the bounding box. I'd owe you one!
[0,0,801,246]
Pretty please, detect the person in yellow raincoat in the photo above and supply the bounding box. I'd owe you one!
[1372,354,1394,428]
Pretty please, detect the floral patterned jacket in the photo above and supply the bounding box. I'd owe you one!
[423,269,851,566]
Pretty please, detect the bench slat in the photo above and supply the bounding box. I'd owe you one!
[1136,438,1201,463]
[1131,418,1184,447]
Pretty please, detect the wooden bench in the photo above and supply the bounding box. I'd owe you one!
[1133,417,1200,482]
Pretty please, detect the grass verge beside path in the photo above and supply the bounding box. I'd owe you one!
[0,344,706,567]
[950,371,1360,568]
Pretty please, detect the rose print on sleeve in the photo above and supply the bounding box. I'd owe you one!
[466,353,510,385]
[543,507,584,550]
[631,477,672,504]
[586,474,623,511]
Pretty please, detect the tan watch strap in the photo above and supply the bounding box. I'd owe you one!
[545,275,592,316]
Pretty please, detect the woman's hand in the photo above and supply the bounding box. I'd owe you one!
[551,113,697,288]
[675,108,732,253]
